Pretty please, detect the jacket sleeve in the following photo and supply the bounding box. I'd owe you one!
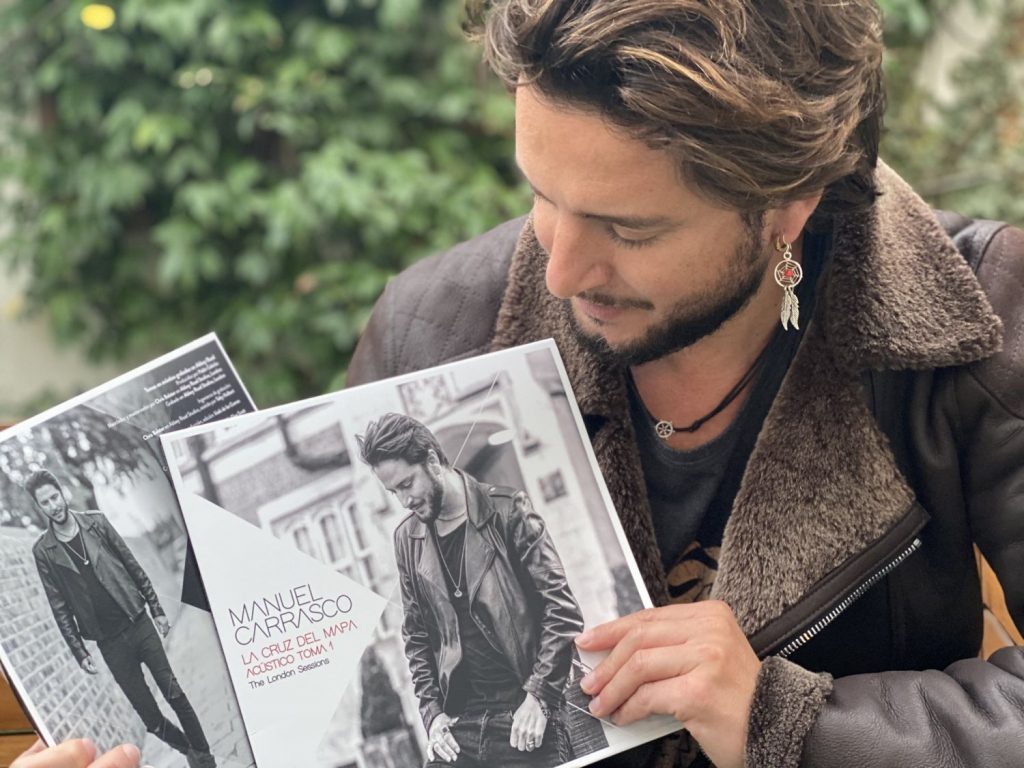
[394,530,445,732]
[95,515,164,619]
[346,217,524,389]
[347,278,397,387]
[506,491,585,710]
[773,648,1024,767]
[749,225,1024,768]
[33,549,90,663]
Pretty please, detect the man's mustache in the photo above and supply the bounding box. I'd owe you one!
[576,291,654,311]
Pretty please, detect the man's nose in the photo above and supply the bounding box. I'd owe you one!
[543,217,608,300]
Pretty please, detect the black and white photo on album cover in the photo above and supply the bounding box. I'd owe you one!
[0,335,257,768]
[163,340,679,768]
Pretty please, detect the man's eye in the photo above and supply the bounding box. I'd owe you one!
[608,225,658,249]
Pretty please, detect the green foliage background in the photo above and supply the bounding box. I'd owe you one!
[882,0,1024,222]
[1,0,1022,411]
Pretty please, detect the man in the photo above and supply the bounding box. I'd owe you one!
[346,1,1024,767]
[26,470,216,768]
[358,412,585,767]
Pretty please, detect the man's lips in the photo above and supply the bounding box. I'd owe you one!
[575,297,628,324]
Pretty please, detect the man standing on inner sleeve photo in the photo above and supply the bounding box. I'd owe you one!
[27,470,217,768]
[358,412,585,768]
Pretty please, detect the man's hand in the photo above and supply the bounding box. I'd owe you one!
[79,657,99,675]
[425,713,460,763]
[576,601,761,768]
[153,616,170,637]
[510,692,548,752]
[12,738,142,768]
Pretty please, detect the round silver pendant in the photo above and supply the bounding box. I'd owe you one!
[453,588,463,598]
[773,258,803,288]
[655,420,675,440]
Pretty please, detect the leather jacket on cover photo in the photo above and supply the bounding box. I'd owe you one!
[34,511,165,662]
[393,470,583,731]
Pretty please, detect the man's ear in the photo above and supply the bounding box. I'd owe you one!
[769,190,824,245]
[26,487,45,509]
[425,449,442,475]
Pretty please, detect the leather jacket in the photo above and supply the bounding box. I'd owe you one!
[393,470,584,731]
[33,511,165,661]
[349,163,1024,767]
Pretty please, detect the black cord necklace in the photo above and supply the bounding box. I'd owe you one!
[631,337,775,440]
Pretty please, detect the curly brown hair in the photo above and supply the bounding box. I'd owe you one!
[466,0,885,223]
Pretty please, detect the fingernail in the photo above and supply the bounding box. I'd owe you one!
[588,695,602,716]
[121,743,140,762]
[580,672,595,692]
[576,630,592,646]
[80,739,97,759]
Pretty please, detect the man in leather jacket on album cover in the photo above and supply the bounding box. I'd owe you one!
[359,412,585,768]
[28,470,217,768]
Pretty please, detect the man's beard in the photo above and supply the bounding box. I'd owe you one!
[46,499,69,525]
[415,472,446,523]
[565,222,770,367]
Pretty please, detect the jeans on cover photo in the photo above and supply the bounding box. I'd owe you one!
[425,709,560,768]
[97,615,210,755]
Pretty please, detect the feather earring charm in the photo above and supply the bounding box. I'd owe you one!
[773,237,803,330]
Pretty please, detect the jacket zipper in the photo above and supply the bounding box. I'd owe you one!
[776,536,923,659]
[748,502,928,659]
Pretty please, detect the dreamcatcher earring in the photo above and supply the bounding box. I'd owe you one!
[773,237,802,330]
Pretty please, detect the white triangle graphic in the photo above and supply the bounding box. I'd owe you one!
[180,493,389,768]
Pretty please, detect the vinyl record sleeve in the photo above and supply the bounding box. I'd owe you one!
[0,334,258,768]
[162,339,680,768]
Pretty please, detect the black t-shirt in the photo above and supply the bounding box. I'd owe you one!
[433,522,522,714]
[628,231,831,598]
[61,530,134,640]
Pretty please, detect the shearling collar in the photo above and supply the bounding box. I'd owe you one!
[490,162,1002,638]
[824,164,1002,372]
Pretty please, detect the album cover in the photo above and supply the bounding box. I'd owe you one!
[0,335,257,768]
[162,340,679,768]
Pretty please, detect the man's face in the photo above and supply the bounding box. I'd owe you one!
[514,85,776,366]
[372,457,444,523]
[33,483,69,525]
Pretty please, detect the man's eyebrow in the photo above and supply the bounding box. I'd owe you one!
[519,169,678,230]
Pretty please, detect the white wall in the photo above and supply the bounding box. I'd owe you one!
[0,266,120,422]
